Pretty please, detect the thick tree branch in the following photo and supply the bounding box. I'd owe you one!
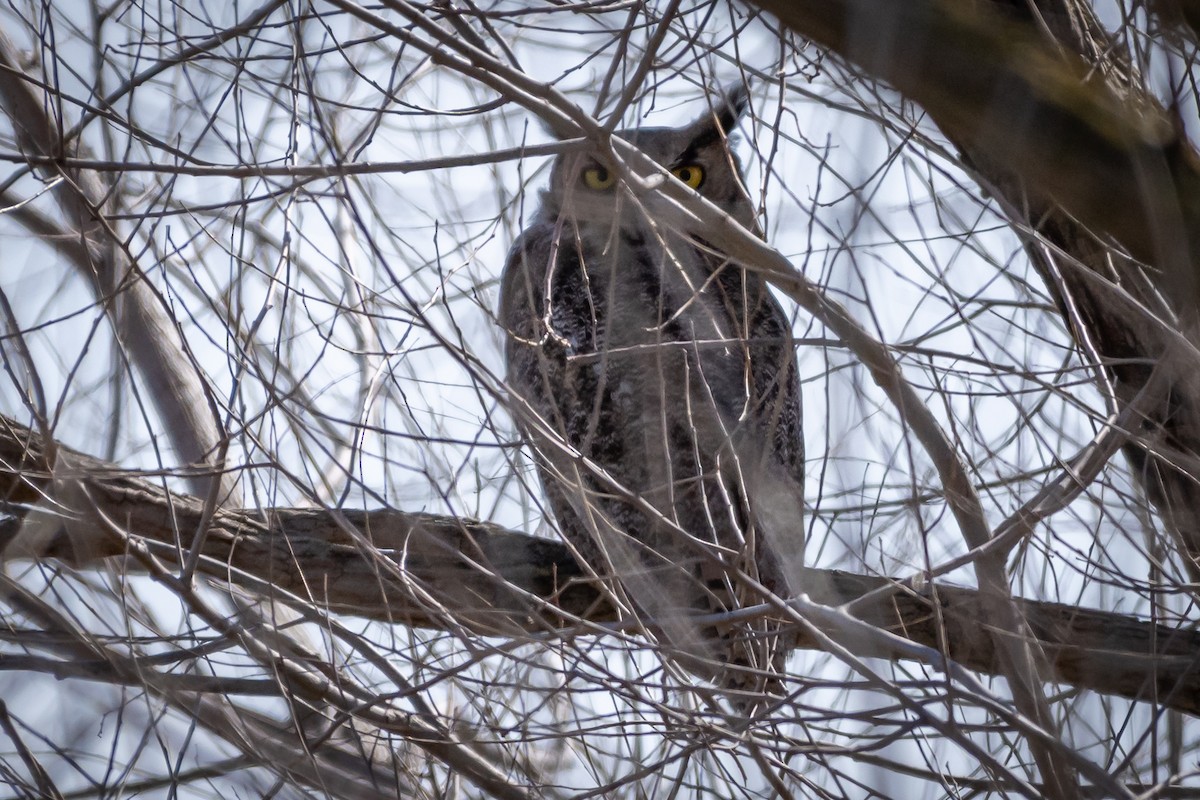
[1,413,1197,716]
[747,0,1200,583]
[749,0,1200,309]
[732,16,1200,781]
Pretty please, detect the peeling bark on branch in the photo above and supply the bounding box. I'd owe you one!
[2,414,1197,716]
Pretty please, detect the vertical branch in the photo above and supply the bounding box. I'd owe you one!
[0,27,237,506]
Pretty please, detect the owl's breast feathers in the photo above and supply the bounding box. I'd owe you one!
[501,215,801,471]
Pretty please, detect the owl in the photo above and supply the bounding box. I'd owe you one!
[499,87,803,714]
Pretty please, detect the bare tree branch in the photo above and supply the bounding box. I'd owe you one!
[747,0,1200,583]
[2,1,1198,794]
[2,412,1196,720]
[748,0,1200,305]
[0,20,235,505]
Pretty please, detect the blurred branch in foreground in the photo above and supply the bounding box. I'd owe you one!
[751,0,1200,584]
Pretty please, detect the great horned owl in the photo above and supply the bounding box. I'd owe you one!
[499,87,803,713]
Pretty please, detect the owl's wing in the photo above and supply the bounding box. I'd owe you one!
[697,261,805,591]
[499,220,621,557]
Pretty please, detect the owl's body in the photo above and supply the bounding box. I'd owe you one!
[500,90,803,712]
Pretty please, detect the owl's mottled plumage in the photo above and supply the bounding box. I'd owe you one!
[500,88,803,713]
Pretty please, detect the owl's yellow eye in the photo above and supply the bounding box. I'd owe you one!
[671,164,705,189]
[581,166,616,191]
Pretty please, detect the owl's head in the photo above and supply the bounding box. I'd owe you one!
[541,87,754,230]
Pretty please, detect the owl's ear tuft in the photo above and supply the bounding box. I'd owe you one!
[715,83,750,136]
[691,83,750,146]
